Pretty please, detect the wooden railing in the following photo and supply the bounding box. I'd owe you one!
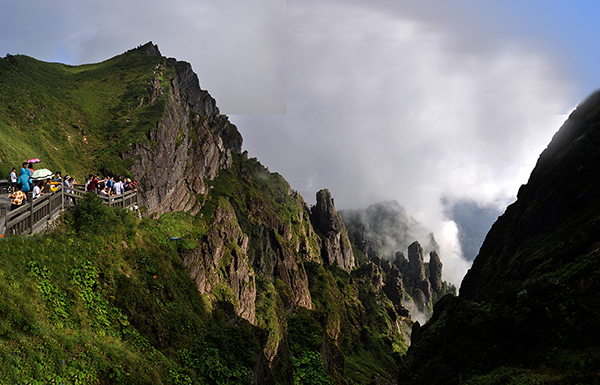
[0,185,138,237]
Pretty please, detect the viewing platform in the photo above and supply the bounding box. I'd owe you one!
[0,182,138,237]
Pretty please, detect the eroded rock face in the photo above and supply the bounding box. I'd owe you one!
[311,189,355,271]
[408,241,426,283]
[127,55,241,216]
[181,199,256,322]
[355,260,384,290]
[408,241,432,310]
[429,251,443,293]
[250,225,313,310]
[412,289,427,313]
[383,266,411,317]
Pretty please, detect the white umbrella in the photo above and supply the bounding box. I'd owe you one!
[31,168,54,181]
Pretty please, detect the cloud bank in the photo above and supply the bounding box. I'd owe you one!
[232,2,574,285]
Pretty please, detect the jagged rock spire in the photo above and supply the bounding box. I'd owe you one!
[311,189,355,271]
[429,251,443,293]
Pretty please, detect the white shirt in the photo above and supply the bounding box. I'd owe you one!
[10,171,17,183]
[33,185,41,199]
[114,181,122,195]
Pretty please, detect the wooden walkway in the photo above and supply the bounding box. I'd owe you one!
[0,185,138,237]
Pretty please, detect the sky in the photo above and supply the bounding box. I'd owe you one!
[3,0,600,285]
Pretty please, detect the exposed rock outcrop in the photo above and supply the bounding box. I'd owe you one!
[428,251,443,293]
[355,260,384,290]
[181,199,256,322]
[407,241,432,309]
[408,241,426,283]
[249,225,313,310]
[412,288,427,313]
[311,189,355,271]
[127,49,241,216]
[383,265,411,317]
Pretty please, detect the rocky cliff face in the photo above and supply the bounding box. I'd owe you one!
[126,44,241,216]
[182,199,256,322]
[0,42,437,383]
[311,189,355,271]
[428,251,443,293]
[383,265,410,317]
[407,241,432,312]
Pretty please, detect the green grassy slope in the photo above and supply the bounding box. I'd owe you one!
[0,44,168,181]
[0,195,258,384]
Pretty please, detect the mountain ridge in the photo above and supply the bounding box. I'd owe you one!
[0,42,457,383]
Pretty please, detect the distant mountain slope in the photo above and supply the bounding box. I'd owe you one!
[341,201,456,320]
[401,91,600,384]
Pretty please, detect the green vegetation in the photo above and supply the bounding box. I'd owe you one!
[0,43,170,180]
[196,153,408,383]
[0,43,463,384]
[0,151,411,383]
[0,195,262,383]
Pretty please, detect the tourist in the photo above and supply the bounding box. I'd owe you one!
[105,176,114,195]
[63,176,73,192]
[88,175,99,192]
[113,176,123,195]
[85,174,93,192]
[63,176,74,204]
[32,180,45,199]
[10,167,17,191]
[54,172,62,184]
[18,162,32,192]
[8,182,27,210]
[124,178,137,192]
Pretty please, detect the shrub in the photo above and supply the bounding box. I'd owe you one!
[73,192,122,235]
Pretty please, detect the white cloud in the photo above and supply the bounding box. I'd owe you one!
[234,2,574,285]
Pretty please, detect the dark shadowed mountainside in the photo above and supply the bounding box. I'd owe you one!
[400,90,600,384]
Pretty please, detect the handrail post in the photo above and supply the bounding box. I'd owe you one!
[27,192,33,235]
[46,194,51,224]
[61,184,64,212]
[1,203,6,237]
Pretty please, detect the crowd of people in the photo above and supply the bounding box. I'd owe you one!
[83,174,137,197]
[7,162,137,210]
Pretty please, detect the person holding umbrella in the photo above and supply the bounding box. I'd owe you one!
[30,169,53,198]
